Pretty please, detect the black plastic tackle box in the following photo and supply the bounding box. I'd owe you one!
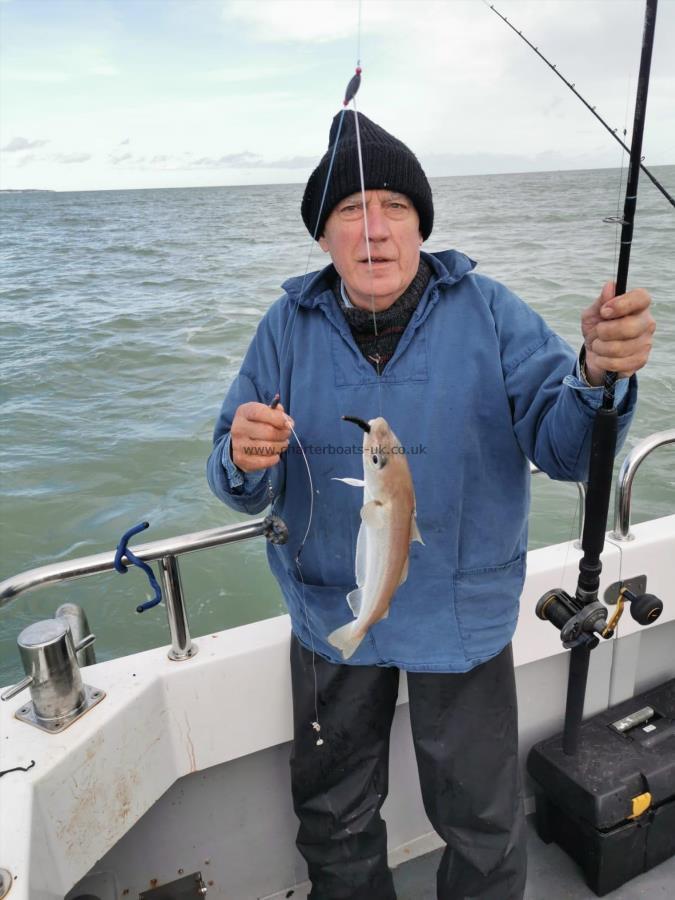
[527,677,675,896]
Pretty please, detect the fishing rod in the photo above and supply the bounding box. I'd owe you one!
[486,1,674,209]
[535,0,663,756]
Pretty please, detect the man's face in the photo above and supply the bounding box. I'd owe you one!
[318,189,422,312]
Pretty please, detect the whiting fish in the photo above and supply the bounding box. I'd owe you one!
[329,415,424,660]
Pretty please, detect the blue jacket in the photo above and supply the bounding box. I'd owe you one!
[207,250,636,672]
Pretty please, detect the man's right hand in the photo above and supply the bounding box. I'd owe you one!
[230,401,294,473]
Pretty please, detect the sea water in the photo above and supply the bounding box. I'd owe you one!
[1,167,674,684]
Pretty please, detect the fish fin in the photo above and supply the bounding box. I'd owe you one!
[410,512,424,545]
[327,622,364,660]
[361,500,385,528]
[398,555,409,586]
[332,477,366,487]
[355,522,368,588]
[346,587,364,617]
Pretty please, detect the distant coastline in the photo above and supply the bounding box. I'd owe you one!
[0,163,673,196]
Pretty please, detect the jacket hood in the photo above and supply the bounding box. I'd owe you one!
[281,249,477,309]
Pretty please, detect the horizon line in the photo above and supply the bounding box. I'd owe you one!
[2,161,674,195]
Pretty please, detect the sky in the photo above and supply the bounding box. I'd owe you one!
[0,0,673,192]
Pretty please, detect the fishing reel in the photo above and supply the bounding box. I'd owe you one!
[536,585,663,649]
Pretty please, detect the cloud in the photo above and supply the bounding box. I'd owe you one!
[188,151,314,169]
[3,146,92,166]
[1,136,49,152]
[53,153,92,164]
[265,154,316,170]
[192,151,260,167]
[92,150,316,172]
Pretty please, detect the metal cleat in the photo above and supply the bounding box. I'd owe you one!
[0,617,105,733]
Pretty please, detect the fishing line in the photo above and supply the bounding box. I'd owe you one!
[277,0,364,374]
[277,109,347,381]
[604,534,625,595]
[260,107,348,748]
[610,133,627,278]
[608,76,633,279]
[290,426,322,745]
[268,108,348,562]
[484,0,674,209]
[349,0,383,414]
[558,492,581,591]
[357,0,362,67]
[352,94,385,418]
[267,7,368,747]
[604,533,625,702]
[559,69,632,595]
[607,613,622,703]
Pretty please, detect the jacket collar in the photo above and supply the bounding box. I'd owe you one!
[281,249,476,310]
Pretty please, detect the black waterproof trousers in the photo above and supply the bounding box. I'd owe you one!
[290,637,526,900]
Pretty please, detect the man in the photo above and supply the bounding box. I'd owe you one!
[207,112,655,900]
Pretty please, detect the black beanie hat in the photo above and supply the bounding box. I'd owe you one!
[301,110,434,241]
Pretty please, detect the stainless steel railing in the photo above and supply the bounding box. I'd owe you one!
[611,429,675,541]
[0,516,287,661]
[530,464,586,546]
[530,429,675,546]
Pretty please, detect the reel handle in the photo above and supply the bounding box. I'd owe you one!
[622,589,663,626]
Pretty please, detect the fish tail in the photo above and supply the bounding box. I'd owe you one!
[327,622,364,660]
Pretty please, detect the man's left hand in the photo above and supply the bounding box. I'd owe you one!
[581,281,656,386]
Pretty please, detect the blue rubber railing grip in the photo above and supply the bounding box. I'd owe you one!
[114,521,163,613]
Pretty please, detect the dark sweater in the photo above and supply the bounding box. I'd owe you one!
[332,257,432,372]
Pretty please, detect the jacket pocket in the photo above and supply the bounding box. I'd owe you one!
[331,326,429,387]
[453,553,526,662]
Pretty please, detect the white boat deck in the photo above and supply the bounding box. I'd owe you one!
[269,814,675,899]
